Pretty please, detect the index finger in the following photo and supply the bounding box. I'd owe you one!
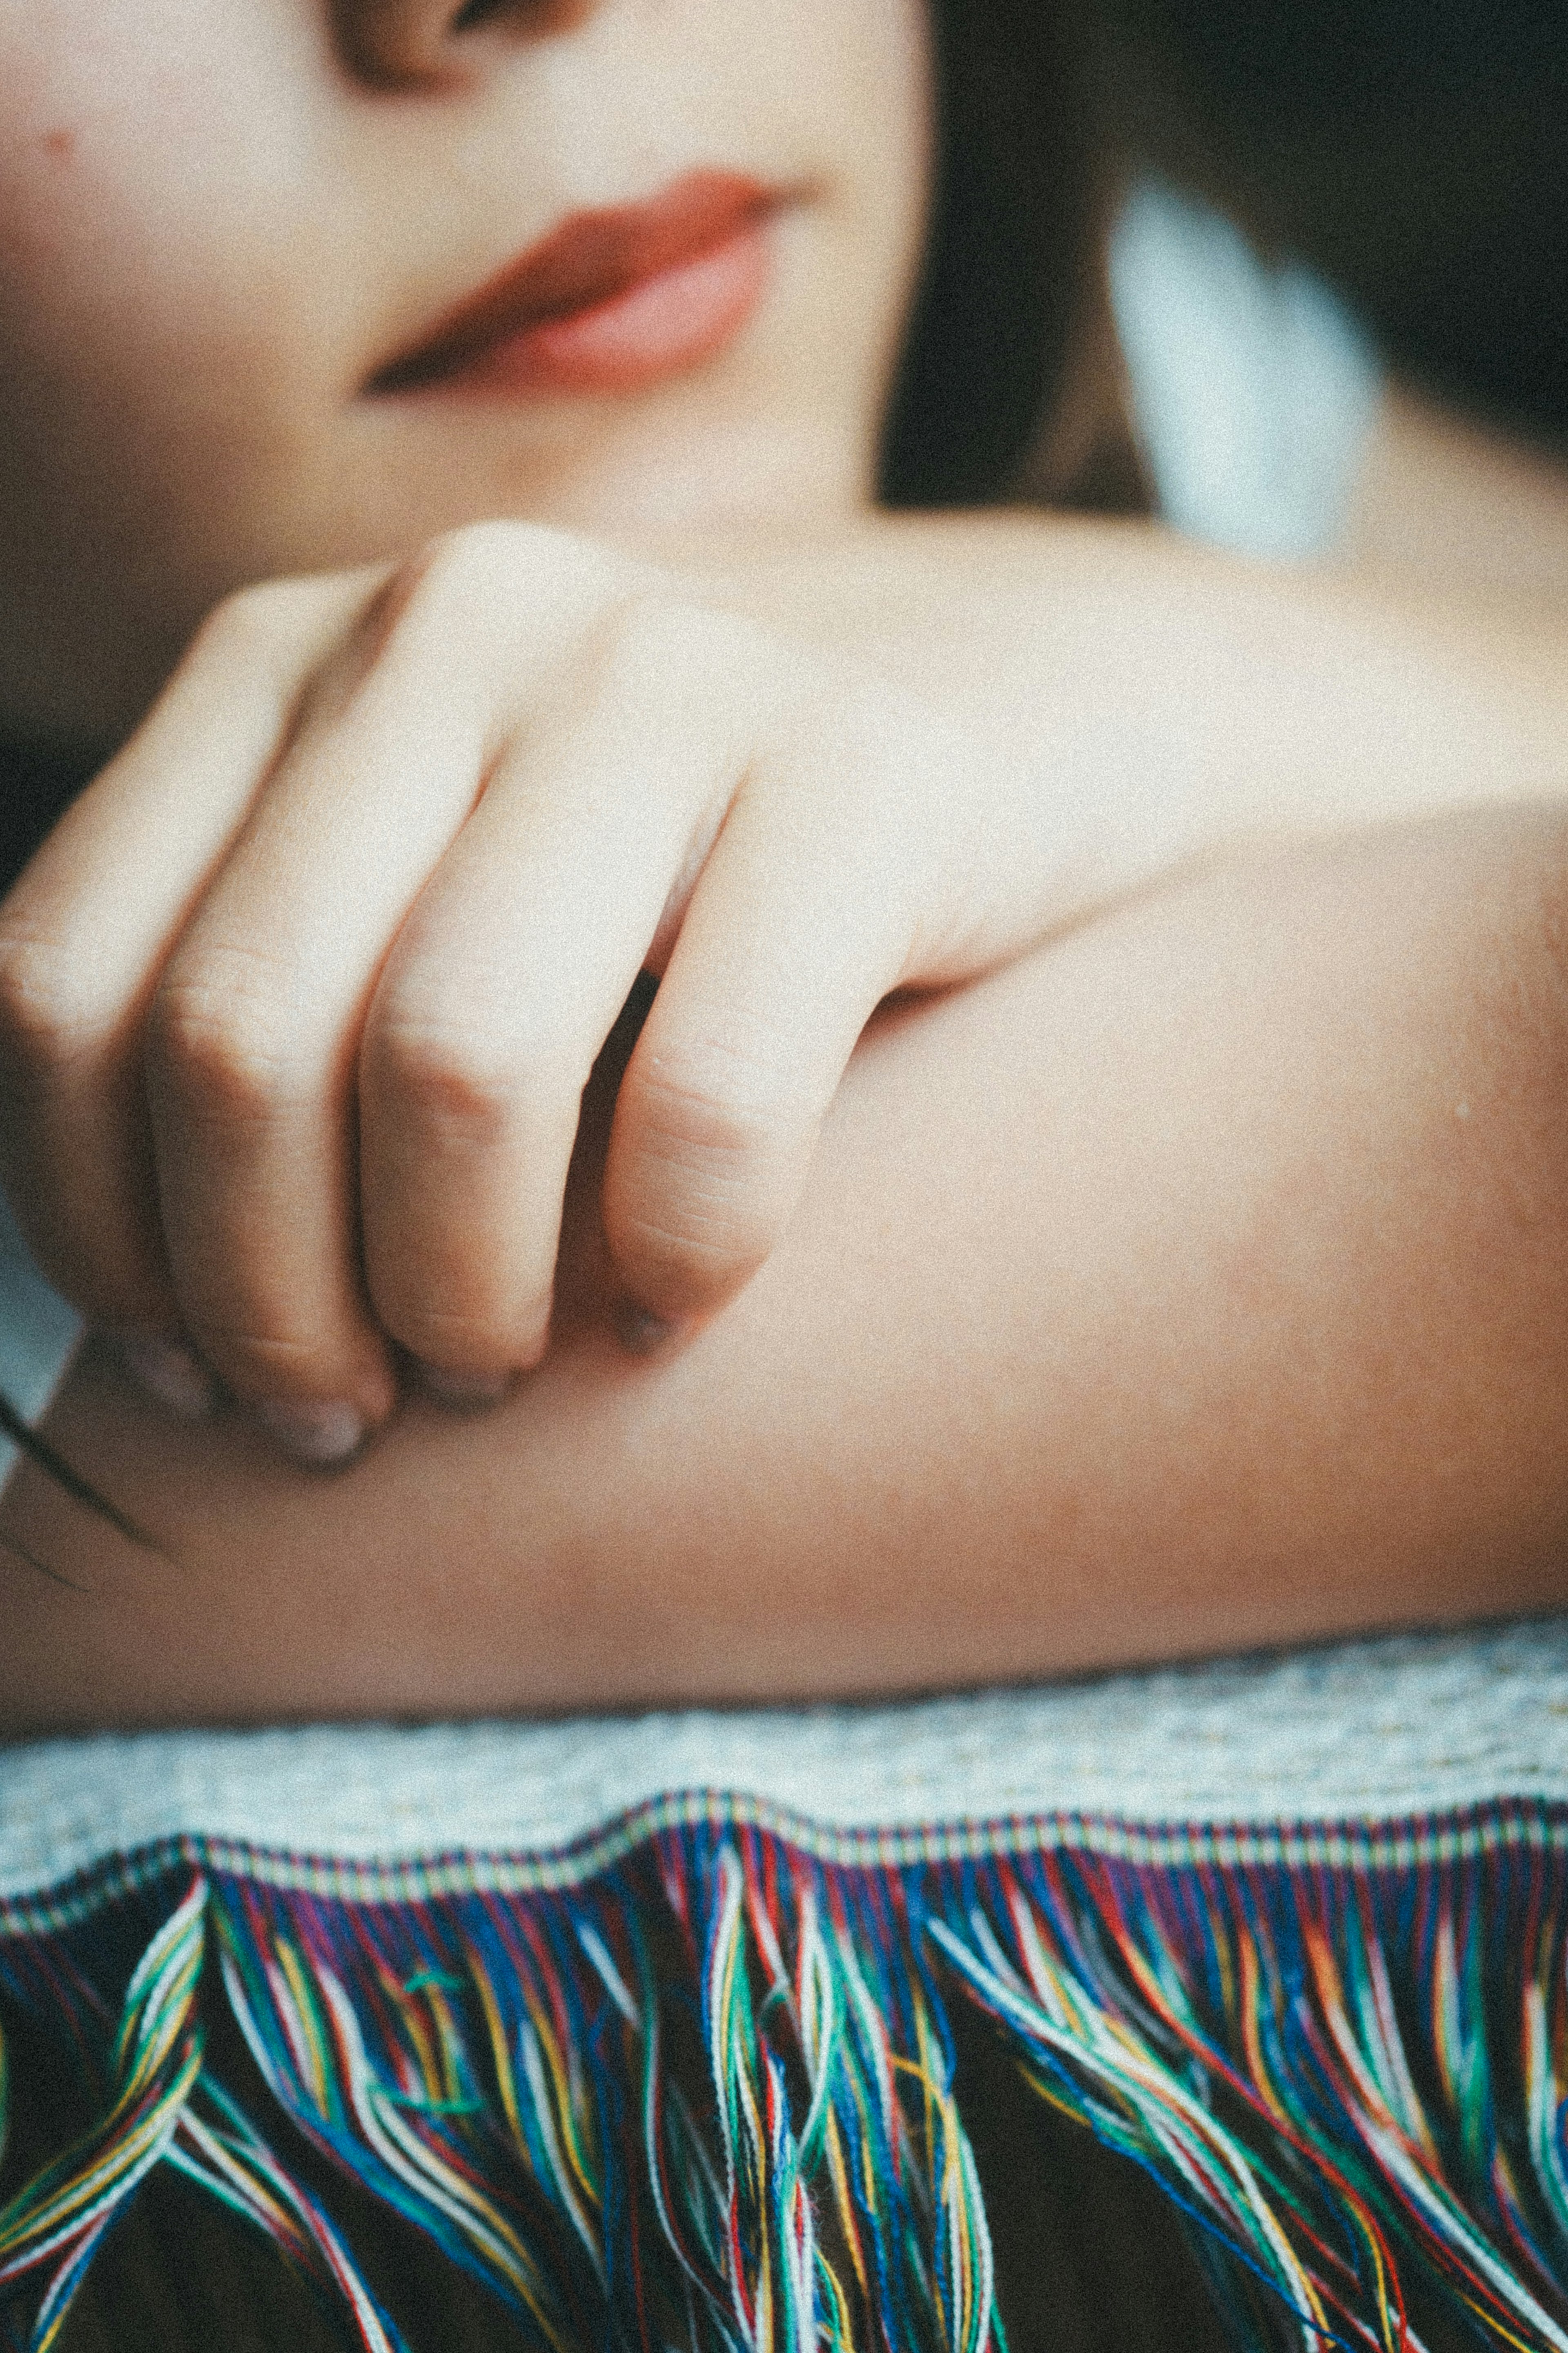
[0,571,370,1327]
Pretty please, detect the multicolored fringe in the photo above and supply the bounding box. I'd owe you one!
[2,1800,1568,2351]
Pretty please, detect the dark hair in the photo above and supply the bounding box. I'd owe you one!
[882,0,1101,504]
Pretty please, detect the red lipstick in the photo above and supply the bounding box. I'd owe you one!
[370,170,780,400]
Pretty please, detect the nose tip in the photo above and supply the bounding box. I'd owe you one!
[332,0,595,87]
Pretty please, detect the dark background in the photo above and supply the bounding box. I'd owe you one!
[1096,0,1568,442]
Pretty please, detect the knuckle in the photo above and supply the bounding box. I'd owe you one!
[348,524,651,701]
[373,535,474,631]
[180,1319,321,1391]
[196,575,318,670]
[595,595,761,705]
[599,593,700,678]
[0,932,113,1086]
[377,1294,529,1368]
[616,1039,805,1289]
[417,517,601,609]
[368,973,588,1149]
[368,1010,526,1150]
[188,1320,302,1368]
[423,515,540,574]
[614,1191,773,1306]
[352,522,576,675]
[203,576,292,641]
[635,1036,788,1163]
[148,949,302,1125]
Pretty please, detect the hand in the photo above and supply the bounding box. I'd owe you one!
[0,521,1030,1461]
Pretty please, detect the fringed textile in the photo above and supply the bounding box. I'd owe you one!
[2,1797,1567,2351]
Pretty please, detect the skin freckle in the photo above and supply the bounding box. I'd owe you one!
[41,128,76,162]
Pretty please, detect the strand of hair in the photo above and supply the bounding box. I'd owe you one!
[0,1387,162,1556]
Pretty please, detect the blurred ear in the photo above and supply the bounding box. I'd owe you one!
[330,0,594,87]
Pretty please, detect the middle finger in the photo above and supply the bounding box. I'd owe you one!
[146,610,497,1452]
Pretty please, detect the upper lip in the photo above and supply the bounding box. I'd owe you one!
[369,169,782,394]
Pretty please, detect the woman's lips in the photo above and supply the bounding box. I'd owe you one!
[370,169,781,400]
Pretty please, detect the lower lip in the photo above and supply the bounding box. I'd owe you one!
[419,221,772,399]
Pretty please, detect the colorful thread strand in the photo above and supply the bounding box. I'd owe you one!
[0,1803,1565,2349]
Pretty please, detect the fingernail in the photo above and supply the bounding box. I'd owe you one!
[615,1303,679,1357]
[414,1361,512,1414]
[254,1399,368,1469]
[116,1333,217,1423]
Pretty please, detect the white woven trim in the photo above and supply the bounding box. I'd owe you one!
[2,1620,1565,1898]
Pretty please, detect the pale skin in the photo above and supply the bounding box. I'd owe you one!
[0,0,1566,1732]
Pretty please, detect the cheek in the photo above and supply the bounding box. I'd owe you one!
[0,2,338,728]
[0,2,328,506]
[2,7,298,308]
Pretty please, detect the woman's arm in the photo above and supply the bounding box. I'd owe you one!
[690,511,1568,901]
[6,799,1568,1732]
[12,515,1563,1464]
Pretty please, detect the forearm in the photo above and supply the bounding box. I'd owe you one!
[693,512,1568,925]
[7,802,1568,1732]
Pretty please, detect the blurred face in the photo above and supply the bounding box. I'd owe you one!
[0,0,929,742]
